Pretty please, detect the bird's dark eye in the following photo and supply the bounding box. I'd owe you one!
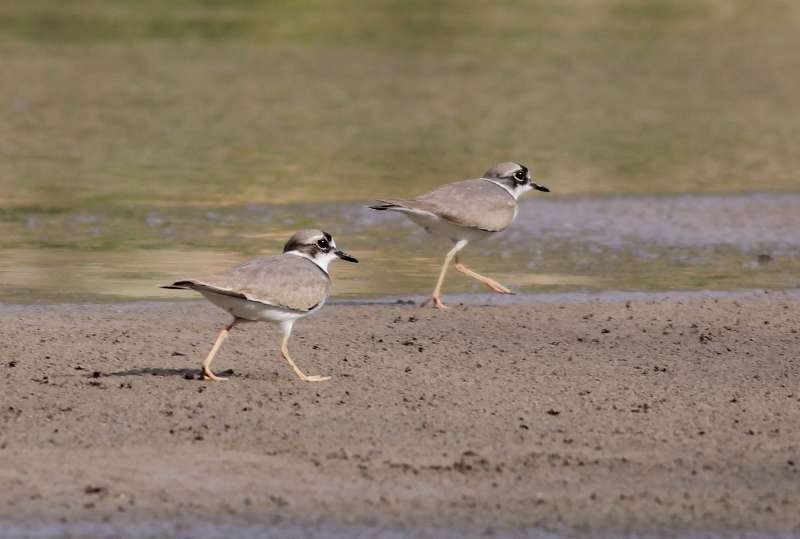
[317,238,329,249]
[514,170,526,181]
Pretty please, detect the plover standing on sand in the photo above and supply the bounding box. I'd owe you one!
[162,229,358,382]
[370,162,549,309]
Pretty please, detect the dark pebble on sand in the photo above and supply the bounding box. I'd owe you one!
[7,361,16,367]
[546,409,560,416]
[270,495,289,507]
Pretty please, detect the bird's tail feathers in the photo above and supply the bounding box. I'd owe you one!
[368,200,404,211]
[160,281,195,290]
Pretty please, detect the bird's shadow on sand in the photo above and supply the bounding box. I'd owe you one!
[105,367,235,379]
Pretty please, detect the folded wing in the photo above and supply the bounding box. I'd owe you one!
[163,255,331,312]
[370,179,516,232]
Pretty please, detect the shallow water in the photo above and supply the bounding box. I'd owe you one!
[0,193,798,303]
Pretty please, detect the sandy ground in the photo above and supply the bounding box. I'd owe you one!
[1,292,799,538]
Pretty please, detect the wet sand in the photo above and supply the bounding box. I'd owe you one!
[1,291,799,538]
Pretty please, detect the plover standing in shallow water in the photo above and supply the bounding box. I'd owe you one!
[370,162,549,309]
[162,229,358,382]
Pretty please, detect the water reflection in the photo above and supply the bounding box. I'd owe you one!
[0,194,797,303]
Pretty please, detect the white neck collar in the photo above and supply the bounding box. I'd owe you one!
[285,250,334,273]
[480,177,531,200]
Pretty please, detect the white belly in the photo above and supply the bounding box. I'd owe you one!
[199,290,320,323]
[405,212,494,243]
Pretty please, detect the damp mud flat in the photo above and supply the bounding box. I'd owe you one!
[1,292,799,539]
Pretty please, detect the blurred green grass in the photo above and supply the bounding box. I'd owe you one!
[1,0,798,210]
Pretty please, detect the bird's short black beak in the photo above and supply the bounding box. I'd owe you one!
[335,250,358,263]
[532,182,550,193]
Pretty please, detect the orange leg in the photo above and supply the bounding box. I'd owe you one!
[421,240,467,309]
[202,319,239,381]
[278,320,330,382]
[455,262,513,294]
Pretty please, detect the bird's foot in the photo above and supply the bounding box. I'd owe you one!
[300,374,332,383]
[202,366,228,381]
[421,294,448,309]
[485,279,514,295]
[454,263,514,294]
